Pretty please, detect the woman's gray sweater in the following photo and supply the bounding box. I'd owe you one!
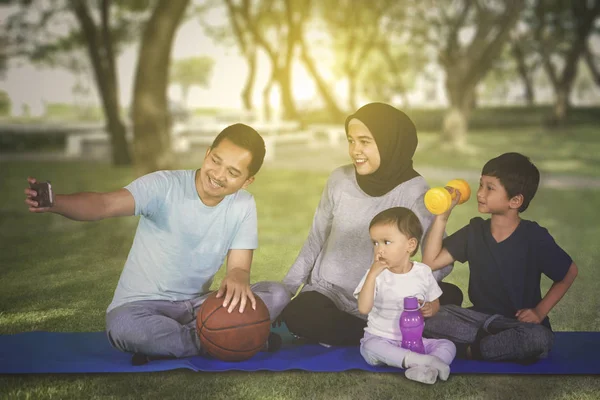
[282,165,453,319]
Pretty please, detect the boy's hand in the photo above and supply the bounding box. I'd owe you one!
[440,187,462,219]
[515,308,544,324]
[216,268,256,314]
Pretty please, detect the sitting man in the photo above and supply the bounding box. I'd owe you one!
[24,123,289,364]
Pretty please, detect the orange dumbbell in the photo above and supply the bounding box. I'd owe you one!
[424,179,471,215]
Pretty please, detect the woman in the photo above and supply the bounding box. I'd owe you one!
[280,103,462,346]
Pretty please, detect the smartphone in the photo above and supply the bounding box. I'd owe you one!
[29,181,54,208]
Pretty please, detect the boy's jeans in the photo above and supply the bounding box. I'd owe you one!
[424,305,554,362]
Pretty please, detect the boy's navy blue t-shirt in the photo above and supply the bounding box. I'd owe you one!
[443,217,572,330]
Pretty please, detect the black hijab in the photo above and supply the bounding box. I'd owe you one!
[345,102,420,197]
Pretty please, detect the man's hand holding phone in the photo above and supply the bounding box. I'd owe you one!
[25,177,54,212]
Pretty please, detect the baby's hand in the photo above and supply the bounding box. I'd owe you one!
[369,256,388,276]
[419,300,434,318]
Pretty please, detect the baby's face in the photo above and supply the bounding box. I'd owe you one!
[370,223,417,267]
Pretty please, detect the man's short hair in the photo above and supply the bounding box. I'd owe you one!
[482,152,540,212]
[369,207,423,257]
[211,123,266,177]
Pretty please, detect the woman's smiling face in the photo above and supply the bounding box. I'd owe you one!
[346,119,381,175]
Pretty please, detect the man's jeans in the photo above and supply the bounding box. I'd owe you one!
[106,281,290,357]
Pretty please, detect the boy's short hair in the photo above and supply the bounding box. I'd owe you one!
[482,152,540,213]
[211,123,266,177]
[369,207,423,257]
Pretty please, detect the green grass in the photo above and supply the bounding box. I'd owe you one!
[1,128,600,399]
[268,124,599,178]
[414,125,600,177]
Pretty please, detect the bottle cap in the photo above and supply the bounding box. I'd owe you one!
[404,296,420,311]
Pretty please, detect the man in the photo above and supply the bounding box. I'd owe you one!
[25,123,289,363]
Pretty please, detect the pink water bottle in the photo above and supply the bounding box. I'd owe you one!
[400,295,426,354]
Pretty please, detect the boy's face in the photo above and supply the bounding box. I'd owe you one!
[369,222,417,268]
[346,119,381,175]
[477,175,521,214]
[197,138,254,205]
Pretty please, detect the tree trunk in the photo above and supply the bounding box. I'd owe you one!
[540,1,600,126]
[132,0,189,176]
[241,51,256,111]
[101,69,130,165]
[546,50,578,127]
[523,77,535,106]
[550,86,570,127]
[70,0,131,165]
[299,40,344,120]
[104,97,130,164]
[439,2,523,148]
[262,76,274,122]
[442,108,469,150]
[442,80,474,150]
[181,85,190,109]
[276,67,297,121]
[347,70,357,112]
[583,45,600,86]
[512,42,535,106]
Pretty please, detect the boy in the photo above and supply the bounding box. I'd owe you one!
[422,152,577,363]
[24,124,289,363]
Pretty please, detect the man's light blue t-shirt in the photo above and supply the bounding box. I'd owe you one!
[107,170,258,312]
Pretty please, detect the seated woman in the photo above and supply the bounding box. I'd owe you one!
[280,102,462,346]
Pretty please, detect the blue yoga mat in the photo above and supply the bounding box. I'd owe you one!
[1,328,598,374]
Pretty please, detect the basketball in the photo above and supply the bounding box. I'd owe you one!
[196,292,271,361]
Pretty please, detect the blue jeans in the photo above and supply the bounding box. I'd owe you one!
[424,305,554,362]
[105,281,290,357]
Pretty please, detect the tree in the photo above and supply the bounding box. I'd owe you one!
[506,18,543,107]
[170,56,215,108]
[0,32,7,79]
[0,89,10,116]
[316,0,392,111]
[583,43,600,87]
[3,0,149,165]
[223,0,314,121]
[477,31,541,107]
[532,0,600,126]
[5,0,192,172]
[357,2,429,108]
[418,0,524,148]
[206,0,342,120]
[67,56,95,119]
[131,0,190,176]
[296,19,344,120]
[510,39,537,106]
[198,0,258,111]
